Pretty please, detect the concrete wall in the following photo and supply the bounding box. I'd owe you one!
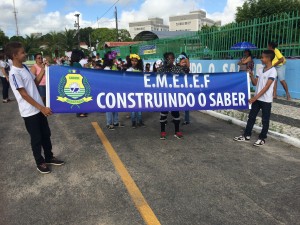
[144,59,300,99]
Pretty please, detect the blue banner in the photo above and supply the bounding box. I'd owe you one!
[47,66,250,113]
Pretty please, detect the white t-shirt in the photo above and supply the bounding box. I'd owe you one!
[9,65,44,117]
[0,60,7,78]
[255,67,277,103]
[79,58,88,67]
[126,67,140,72]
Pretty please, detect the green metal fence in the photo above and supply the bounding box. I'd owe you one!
[100,11,300,60]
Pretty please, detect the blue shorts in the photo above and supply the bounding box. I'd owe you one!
[38,86,46,97]
[275,65,286,81]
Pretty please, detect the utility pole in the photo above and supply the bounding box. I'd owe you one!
[89,33,91,52]
[13,0,19,36]
[74,14,80,48]
[115,6,119,42]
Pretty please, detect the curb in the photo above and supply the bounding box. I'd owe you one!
[201,110,300,149]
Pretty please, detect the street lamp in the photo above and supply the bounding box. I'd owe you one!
[74,13,80,48]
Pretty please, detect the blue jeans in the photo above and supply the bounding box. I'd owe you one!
[184,111,190,122]
[131,112,142,123]
[244,100,271,139]
[106,112,119,125]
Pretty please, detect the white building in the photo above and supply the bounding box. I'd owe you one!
[129,18,169,39]
[169,10,221,32]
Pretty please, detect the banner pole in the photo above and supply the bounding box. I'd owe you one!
[247,71,252,110]
[46,66,50,108]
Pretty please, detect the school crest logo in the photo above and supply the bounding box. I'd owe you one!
[57,69,92,108]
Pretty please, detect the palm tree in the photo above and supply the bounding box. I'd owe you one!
[41,31,64,57]
[23,34,40,56]
[62,29,77,51]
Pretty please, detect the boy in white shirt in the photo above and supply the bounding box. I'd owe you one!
[234,50,277,146]
[5,42,64,174]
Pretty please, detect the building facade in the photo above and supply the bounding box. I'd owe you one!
[129,18,169,39]
[169,10,221,31]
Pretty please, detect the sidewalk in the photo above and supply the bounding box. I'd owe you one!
[206,96,300,144]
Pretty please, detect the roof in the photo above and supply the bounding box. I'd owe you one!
[133,31,195,41]
[104,42,140,48]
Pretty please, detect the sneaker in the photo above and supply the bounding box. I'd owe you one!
[160,132,167,140]
[107,125,115,130]
[174,132,183,139]
[2,99,8,103]
[233,135,250,142]
[46,157,64,166]
[253,139,265,147]
[114,122,125,128]
[138,122,146,127]
[132,121,137,129]
[37,163,51,174]
[182,121,190,125]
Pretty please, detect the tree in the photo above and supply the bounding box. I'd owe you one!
[236,0,300,23]
[0,29,9,50]
[91,28,132,50]
[23,34,41,55]
[79,27,94,46]
[9,35,25,43]
[40,31,65,57]
[62,29,77,51]
[118,29,132,42]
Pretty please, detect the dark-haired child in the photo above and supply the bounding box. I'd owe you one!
[127,54,145,128]
[158,52,184,140]
[268,41,290,100]
[234,50,277,147]
[6,42,64,174]
[176,53,191,125]
[103,51,124,130]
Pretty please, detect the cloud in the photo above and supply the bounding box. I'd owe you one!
[119,0,201,28]
[0,0,47,36]
[118,0,245,29]
[85,0,137,5]
[0,0,97,37]
[207,0,246,25]
[0,0,245,37]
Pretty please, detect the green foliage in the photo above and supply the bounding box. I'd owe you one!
[58,76,67,97]
[9,36,25,42]
[83,77,91,97]
[1,26,131,57]
[62,29,77,51]
[79,27,93,46]
[236,0,300,22]
[0,29,9,49]
[91,28,132,50]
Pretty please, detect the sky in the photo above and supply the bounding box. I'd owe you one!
[0,0,245,37]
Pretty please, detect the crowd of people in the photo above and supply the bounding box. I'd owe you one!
[0,40,292,173]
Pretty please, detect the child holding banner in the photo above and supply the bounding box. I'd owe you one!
[234,50,277,147]
[70,49,88,118]
[103,51,124,130]
[176,53,191,125]
[158,52,185,140]
[5,42,64,174]
[126,54,146,128]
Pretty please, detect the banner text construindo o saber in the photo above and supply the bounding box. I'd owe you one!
[46,66,251,113]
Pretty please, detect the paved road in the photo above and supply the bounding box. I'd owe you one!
[0,92,300,225]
